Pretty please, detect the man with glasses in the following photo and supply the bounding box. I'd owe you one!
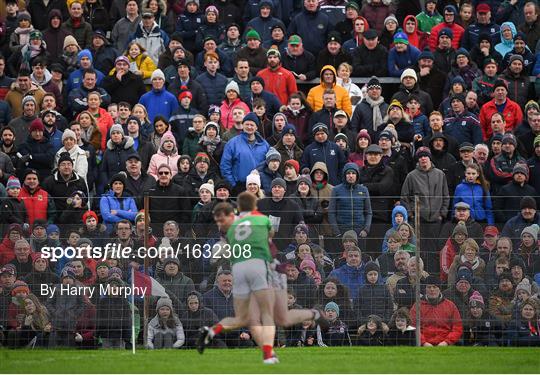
[149,164,190,235]
[428,5,465,51]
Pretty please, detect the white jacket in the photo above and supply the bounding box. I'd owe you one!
[54,145,89,182]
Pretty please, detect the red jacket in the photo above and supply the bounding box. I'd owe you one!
[94,107,114,151]
[257,66,298,105]
[429,22,465,51]
[410,297,463,345]
[439,238,458,282]
[479,99,523,141]
[403,15,428,51]
[19,186,50,226]
[0,235,16,266]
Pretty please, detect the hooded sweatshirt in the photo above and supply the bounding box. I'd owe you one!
[148,131,180,179]
[306,65,352,116]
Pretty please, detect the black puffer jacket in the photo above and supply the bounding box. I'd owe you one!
[96,295,131,339]
[98,137,136,191]
[180,291,220,348]
[358,161,395,222]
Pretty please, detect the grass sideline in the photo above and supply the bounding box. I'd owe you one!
[1,347,539,374]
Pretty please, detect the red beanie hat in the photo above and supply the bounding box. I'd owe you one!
[285,159,300,174]
[178,85,192,101]
[82,210,99,224]
[29,118,45,133]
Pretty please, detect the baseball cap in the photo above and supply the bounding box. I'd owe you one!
[288,35,302,45]
[333,110,348,118]
[476,3,490,13]
[484,225,499,237]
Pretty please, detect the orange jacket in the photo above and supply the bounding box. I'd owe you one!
[306,65,352,117]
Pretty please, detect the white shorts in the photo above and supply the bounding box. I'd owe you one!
[231,258,271,297]
[270,268,287,291]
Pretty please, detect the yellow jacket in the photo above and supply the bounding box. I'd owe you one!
[109,53,157,80]
[306,65,352,117]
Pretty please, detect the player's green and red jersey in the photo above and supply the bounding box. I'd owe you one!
[226,210,272,264]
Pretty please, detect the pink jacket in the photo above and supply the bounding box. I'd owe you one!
[147,131,180,179]
[220,98,250,130]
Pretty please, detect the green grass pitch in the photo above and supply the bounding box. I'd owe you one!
[1,347,539,373]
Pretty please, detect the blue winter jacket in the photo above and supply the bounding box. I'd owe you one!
[329,262,366,299]
[139,88,179,123]
[66,67,105,93]
[256,163,282,195]
[328,162,372,236]
[99,190,138,231]
[175,11,203,52]
[287,8,331,55]
[220,132,270,186]
[442,111,483,146]
[245,16,285,44]
[387,45,421,77]
[0,101,11,127]
[195,71,228,106]
[453,180,494,225]
[301,139,346,186]
[381,205,417,253]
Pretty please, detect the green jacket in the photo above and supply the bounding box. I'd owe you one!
[182,129,203,158]
[416,11,443,33]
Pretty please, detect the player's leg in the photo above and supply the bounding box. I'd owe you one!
[197,294,251,353]
[251,287,276,363]
[197,263,252,354]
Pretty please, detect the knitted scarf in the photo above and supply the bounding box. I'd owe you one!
[364,95,385,131]
[200,135,221,155]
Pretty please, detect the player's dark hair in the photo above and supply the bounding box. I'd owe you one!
[237,192,256,212]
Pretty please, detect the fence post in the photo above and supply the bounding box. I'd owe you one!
[414,195,421,347]
[143,193,150,348]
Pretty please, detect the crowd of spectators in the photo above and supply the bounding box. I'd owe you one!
[0,0,539,349]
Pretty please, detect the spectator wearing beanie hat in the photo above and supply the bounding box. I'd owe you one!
[193,179,214,225]
[99,171,138,232]
[479,79,523,141]
[169,86,199,143]
[184,152,219,201]
[493,163,537,223]
[220,112,270,192]
[488,271,516,322]
[302,122,346,186]
[18,118,55,181]
[428,4,465,51]
[462,290,503,346]
[197,122,225,173]
[257,175,303,249]
[282,159,300,196]
[257,44,298,106]
[220,80,250,130]
[486,132,525,195]
[54,128,88,182]
[0,186,27,250]
[500,196,540,250]
[274,123,303,174]
[148,131,180,180]
[245,169,264,198]
[356,261,393,321]
[401,146,449,272]
[387,30,421,77]
[257,147,282,195]
[80,210,108,248]
[139,69,180,123]
[390,68,434,117]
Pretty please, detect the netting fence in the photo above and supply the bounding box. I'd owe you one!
[1,194,539,349]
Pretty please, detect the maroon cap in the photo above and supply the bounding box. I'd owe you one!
[484,225,499,237]
[476,3,490,13]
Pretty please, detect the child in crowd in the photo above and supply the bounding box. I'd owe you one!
[357,314,388,346]
[317,302,351,347]
[147,297,185,349]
